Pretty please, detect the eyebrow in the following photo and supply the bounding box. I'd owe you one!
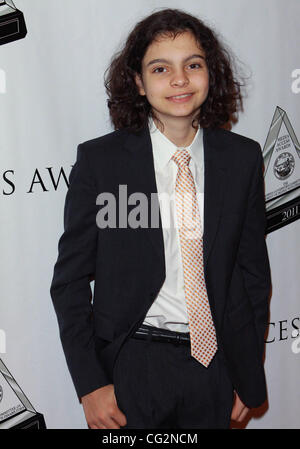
[146,54,205,67]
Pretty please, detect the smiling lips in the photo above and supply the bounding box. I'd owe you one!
[166,93,194,103]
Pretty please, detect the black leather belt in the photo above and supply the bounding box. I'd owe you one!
[132,324,190,346]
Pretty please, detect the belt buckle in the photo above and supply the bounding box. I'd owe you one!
[174,334,181,346]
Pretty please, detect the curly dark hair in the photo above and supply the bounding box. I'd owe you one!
[104,8,245,132]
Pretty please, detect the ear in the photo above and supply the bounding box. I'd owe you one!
[134,73,146,96]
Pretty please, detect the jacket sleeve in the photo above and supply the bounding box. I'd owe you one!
[237,142,271,359]
[50,143,110,401]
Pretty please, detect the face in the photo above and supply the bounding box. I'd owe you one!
[135,31,209,127]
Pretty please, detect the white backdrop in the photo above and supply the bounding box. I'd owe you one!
[0,0,299,429]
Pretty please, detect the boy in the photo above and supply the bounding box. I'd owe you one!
[50,9,271,429]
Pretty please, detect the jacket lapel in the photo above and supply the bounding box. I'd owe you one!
[123,126,165,267]
[203,127,228,267]
[123,124,228,270]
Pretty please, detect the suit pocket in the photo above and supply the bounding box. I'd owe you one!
[228,300,254,331]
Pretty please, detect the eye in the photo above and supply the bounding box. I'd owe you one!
[188,63,202,69]
[153,67,167,73]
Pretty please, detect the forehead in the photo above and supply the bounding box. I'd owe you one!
[143,31,204,61]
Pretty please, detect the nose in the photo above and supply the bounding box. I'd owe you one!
[170,68,189,87]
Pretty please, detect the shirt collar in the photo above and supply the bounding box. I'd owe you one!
[148,117,203,172]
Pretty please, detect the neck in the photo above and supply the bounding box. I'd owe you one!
[153,115,198,148]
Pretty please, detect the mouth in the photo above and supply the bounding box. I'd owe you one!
[166,93,194,103]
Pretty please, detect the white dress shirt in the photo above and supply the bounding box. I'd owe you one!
[142,118,205,332]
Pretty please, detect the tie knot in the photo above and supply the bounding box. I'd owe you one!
[171,149,191,169]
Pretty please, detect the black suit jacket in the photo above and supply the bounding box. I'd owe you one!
[50,124,271,408]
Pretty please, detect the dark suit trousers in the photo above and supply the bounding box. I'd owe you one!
[113,325,234,429]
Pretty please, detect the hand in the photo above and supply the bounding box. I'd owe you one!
[81,384,127,429]
[230,391,249,422]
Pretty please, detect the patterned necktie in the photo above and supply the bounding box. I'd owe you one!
[172,149,218,367]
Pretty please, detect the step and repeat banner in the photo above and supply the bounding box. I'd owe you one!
[0,0,299,429]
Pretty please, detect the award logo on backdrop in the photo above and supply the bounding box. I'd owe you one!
[0,0,27,46]
[263,106,300,233]
[0,359,46,429]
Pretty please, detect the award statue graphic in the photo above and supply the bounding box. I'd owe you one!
[0,359,46,429]
[263,106,300,233]
[0,0,27,46]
